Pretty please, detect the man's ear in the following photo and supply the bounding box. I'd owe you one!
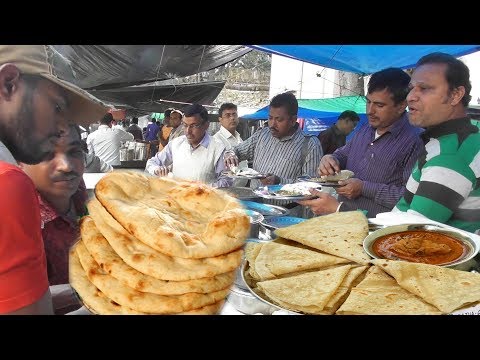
[0,63,21,100]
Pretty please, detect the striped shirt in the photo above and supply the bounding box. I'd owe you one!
[232,124,322,207]
[334,112,424,218]
[394,117,480,234]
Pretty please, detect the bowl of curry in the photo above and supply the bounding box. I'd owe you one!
[363,224,479,267]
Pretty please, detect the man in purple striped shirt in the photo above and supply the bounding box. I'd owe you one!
[300,68,424,218]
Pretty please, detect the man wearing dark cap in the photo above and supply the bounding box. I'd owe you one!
[0,45,107,314]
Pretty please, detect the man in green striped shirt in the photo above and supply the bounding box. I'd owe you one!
[394,52,480,234]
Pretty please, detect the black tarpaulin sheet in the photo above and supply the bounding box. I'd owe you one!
[89,80,226,115]
[52,45,250,90]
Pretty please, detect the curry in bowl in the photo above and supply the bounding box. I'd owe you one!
[363,224,478,267]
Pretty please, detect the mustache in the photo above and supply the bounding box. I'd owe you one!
[52,172,80,182]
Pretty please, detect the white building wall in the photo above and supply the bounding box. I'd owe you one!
[459,52,480,106]
[269,55,337,100]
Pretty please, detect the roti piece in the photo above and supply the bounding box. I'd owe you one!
[88,200,243,281]
[81,216,235,295]
[372,259,480,313]
[254,241,351,280]
[256,265,352,314]
[318,265,368,315]
[75,241,230,314]
[69,246,144,315]
[94,171,249,258]
[275,211,370,264]
[320,170,354,182]
[244,242,264,280]
[336,265,442,315]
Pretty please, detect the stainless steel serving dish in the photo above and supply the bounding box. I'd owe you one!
[227,284,278,315]
[239,261,300,315]
[245,210,264,238]
[220,186,260,201]
[363,223,480,269]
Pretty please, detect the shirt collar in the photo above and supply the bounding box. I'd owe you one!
[98,125,110,129]
[332,124,343,136]
[184,132,211,150]
[421,117,478,143]
[278,123,302,141]
[38,181,88,226]
[219,126,240,140]
[0,140,18,165]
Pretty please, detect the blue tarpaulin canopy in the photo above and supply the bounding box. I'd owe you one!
[242,95,369,137]
[242,95,367,120]
[249,45,480,75]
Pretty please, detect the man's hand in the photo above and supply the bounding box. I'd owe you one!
[260,174,280,185]
[297,189,339,215]
[335,178,363,199]
[154,165,170,177]
[319,155,340,176]
[224,150,239,169]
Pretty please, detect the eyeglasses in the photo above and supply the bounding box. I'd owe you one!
[222,112,238,118]
[181,121,205,130]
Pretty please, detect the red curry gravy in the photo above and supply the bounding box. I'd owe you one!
[372,230,468,265]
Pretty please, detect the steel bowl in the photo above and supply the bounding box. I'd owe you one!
[245,210,264,238]
[363,223,480,268]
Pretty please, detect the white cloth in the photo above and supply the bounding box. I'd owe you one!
[213,126,248,187]
[86,125,134,166]
[0,140,17,165]
[171,135,225,185]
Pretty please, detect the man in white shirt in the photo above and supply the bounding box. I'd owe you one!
[86,112,134,166]
[145,104,232,188]
[213,103,248,187]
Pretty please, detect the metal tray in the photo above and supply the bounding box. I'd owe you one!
[296,175,343,187]
[224,171,267,180]
[220,186,260,200]
[260,216,306,230]
[240,201,289,217]
[253,185,318,201]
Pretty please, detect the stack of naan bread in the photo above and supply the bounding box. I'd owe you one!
[69,171,250,314]
[244,211,480,315]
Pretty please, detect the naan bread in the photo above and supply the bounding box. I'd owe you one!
[179,300,225,315]
[94,171,249,258]
[81,216,235,295]
[254,241,351,280]
[75,241,230,314]
[88,200,243,281]
[372,259,480,313]
[69,246,144,315]
[275,211,370,264]
[336,266,442,315]
[256,265,352,314]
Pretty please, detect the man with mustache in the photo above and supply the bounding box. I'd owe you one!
[393,53,480,234]
[146,103,231,188]
[224,92,322,214]
[299,68,424,218]
[18,124,87,314]
[0,45,107,314]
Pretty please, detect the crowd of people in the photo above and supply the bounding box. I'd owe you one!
[0,45,479,315]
